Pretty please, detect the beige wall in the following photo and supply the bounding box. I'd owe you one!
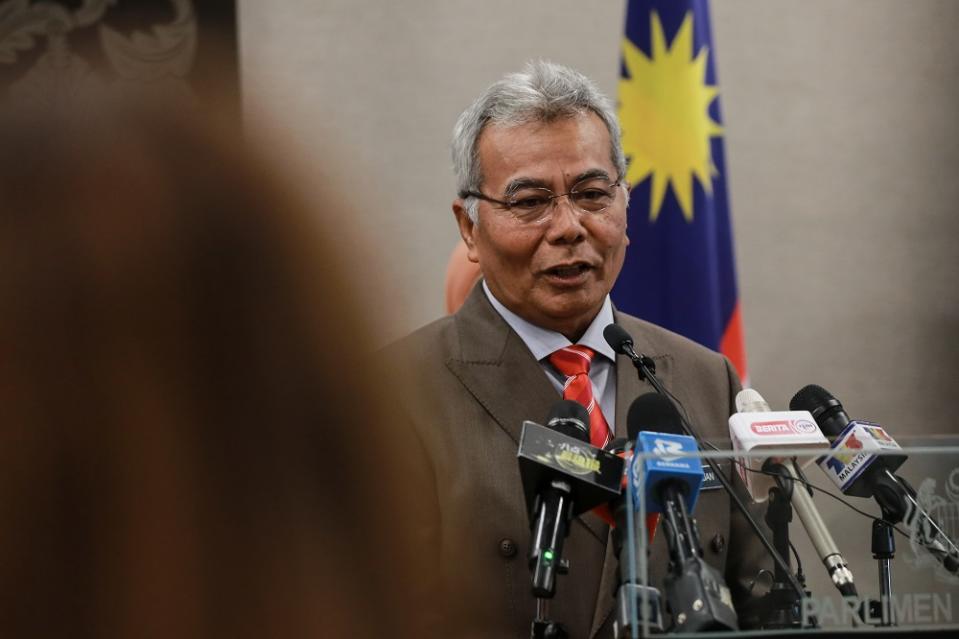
[239,0,958,430]
[238,0,959,610]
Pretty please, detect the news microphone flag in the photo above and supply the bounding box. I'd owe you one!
[817,420,907,495]
[612,0,747,381]
[631,431,703,514]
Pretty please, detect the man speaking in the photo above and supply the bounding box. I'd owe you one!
[387,61,765,638]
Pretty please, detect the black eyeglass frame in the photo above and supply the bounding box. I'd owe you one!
[458,179,626,223]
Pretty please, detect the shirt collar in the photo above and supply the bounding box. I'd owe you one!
[482,280,616,363]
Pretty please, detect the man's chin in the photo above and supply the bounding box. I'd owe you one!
[533,299,605,338]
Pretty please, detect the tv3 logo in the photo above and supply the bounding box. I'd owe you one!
[824,432,864,474]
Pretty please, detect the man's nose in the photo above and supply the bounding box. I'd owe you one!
[544,195,586,243]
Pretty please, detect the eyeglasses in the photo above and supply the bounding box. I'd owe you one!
[460,178,624,224]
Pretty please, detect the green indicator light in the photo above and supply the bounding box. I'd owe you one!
[543,550,554,562]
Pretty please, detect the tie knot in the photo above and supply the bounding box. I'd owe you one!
[548,345,596,377]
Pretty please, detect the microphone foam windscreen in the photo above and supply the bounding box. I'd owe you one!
[545,399,590,442]
[602,323,632,355]
[626,392,683,440]
[789,384,841,417]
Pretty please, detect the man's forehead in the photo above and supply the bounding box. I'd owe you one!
[477,111,610,149]
[476,113,615,188]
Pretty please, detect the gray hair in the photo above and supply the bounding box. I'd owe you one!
[451,60,626,222]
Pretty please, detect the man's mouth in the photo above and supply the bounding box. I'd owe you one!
[544,263,592,280]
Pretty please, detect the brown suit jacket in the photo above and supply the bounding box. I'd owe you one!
[386,285,769,638]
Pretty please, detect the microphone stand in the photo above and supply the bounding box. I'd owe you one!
[755,461,812,629]
[528,481,572,639]
[530,599,568,639]
[617,342,810,607]
[659,484,739,632]
[611,496,663,637]
[871,513,896,626]
[864,473,915,627]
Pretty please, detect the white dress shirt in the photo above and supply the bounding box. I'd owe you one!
[482,280,618,432]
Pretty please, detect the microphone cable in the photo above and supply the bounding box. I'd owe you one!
[739,461,958,563]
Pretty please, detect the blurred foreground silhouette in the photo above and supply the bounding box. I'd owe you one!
[0,95,438,638]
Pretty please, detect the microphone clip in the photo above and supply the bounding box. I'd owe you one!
[633,354,657,379]
[602,323,657,379]
[621,343,656,380]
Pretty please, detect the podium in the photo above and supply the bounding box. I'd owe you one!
[619,438,959,637]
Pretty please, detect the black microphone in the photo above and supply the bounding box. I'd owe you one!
[546,399,590,440]
[790,385,908,517]
[518,400,625,599]
[528,400,588,598]
[790,385,959,573]
[604,323,656,377]
[604,323,637,357]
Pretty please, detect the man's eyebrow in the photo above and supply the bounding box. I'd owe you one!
[571,168,613,185]
[503,177,550,197]
[503,169,613,196]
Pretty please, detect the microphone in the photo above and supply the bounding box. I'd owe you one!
[790,385,959,573]
[729,388,859,598]
[790,384,908,512]
[631,392,739,633]
[517,400,625,598]
[729,388,830,503]
[545,399,590,439]
[604,323,811,610]
[604,323,657,378]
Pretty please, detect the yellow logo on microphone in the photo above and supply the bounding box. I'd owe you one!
[554,442,601,476]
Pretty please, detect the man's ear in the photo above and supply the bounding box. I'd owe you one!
[452,200,480,263]
[621,182,631,247]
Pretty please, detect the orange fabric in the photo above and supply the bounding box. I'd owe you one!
[719,302,748,382]
[444,242,482,314]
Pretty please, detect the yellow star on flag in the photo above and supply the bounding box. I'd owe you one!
[619,11,724,222]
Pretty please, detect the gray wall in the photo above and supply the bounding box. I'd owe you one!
[719,1,959,438]
[237,0,959,612]
[238,0,958,430]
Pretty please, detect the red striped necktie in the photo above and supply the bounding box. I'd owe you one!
[548,345,611,449]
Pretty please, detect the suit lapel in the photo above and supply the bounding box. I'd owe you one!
[444,285,557,446]
[445,285,609,545]
[590,312,673,638]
